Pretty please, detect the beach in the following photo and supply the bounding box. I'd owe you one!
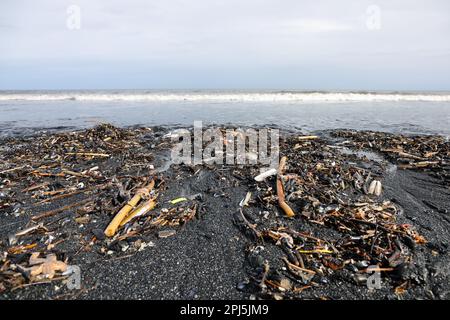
[0,122,449,300]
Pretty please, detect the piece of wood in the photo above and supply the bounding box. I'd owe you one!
[35,189,87,205]
[22,182,50,193]
[0,165,27,175]
[104,180,155,237]
[119,198,156,227]
[277,156,295,217]
[66,152,110,157]
[32,198,93,221]
[298,135,319,141]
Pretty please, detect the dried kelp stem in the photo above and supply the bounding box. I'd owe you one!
[66,152,110,157]
[104,179,155,237]
[297,135,318,141]
[119,197,157,227]
[32,198,93,221]
[277,156,295,217]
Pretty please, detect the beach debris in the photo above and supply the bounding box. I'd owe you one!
[368,180,382,196]
[104,179,155,237]
[24,253,68,279]
[0,124,208,294]
[332,130,449,185]
[120,198,157,227]
[283,258,316,283]
[230,132,433,299]
[239,192,252,207]
[234,209,261,239]
[0,124,443,299]
[276,156,295,217]
[254,168,277,182]
[158,230,177,238]
[15,223,46,237]
[92,228,106,240]
[297,135,319,141]
[169,197,188,205]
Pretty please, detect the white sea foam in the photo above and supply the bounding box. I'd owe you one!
[1,91,450,102]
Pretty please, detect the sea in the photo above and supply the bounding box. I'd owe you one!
[0,90,449,137]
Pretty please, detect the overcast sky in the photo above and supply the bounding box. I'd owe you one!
[0,0,449,90]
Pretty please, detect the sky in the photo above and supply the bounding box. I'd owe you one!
[0,0,449,90]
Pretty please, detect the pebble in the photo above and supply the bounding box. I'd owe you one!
[91,228,106,240]
[158,230,176,238]
[355,260,370,269]
[236,281,249,291]
[8,234,17,246]
[353,273,368,285]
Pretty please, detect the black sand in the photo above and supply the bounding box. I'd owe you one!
[0,125,449,300]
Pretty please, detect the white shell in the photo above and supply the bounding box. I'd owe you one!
[254,168,278,182]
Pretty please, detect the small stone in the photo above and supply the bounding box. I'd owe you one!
[158,230,176,238]
[92,228,106,240]
[138,241,155,251]
[75,215,90,224]
[133,239,143,249]
[273,293,284,300]
[236,281,249,291]
[353,273,368,285]
[346,264,358,273]
[8,234,17,246]
[279,278,292,290]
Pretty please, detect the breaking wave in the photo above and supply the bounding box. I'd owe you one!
[1,91,450,102]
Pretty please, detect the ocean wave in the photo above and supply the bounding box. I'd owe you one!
[1,92,450,102]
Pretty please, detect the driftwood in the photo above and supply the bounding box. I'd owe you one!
[104,179,155,237]
[277,156,295,217]
[32,198,93,221]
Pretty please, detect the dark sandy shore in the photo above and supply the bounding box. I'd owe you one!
[0,125,449,300]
